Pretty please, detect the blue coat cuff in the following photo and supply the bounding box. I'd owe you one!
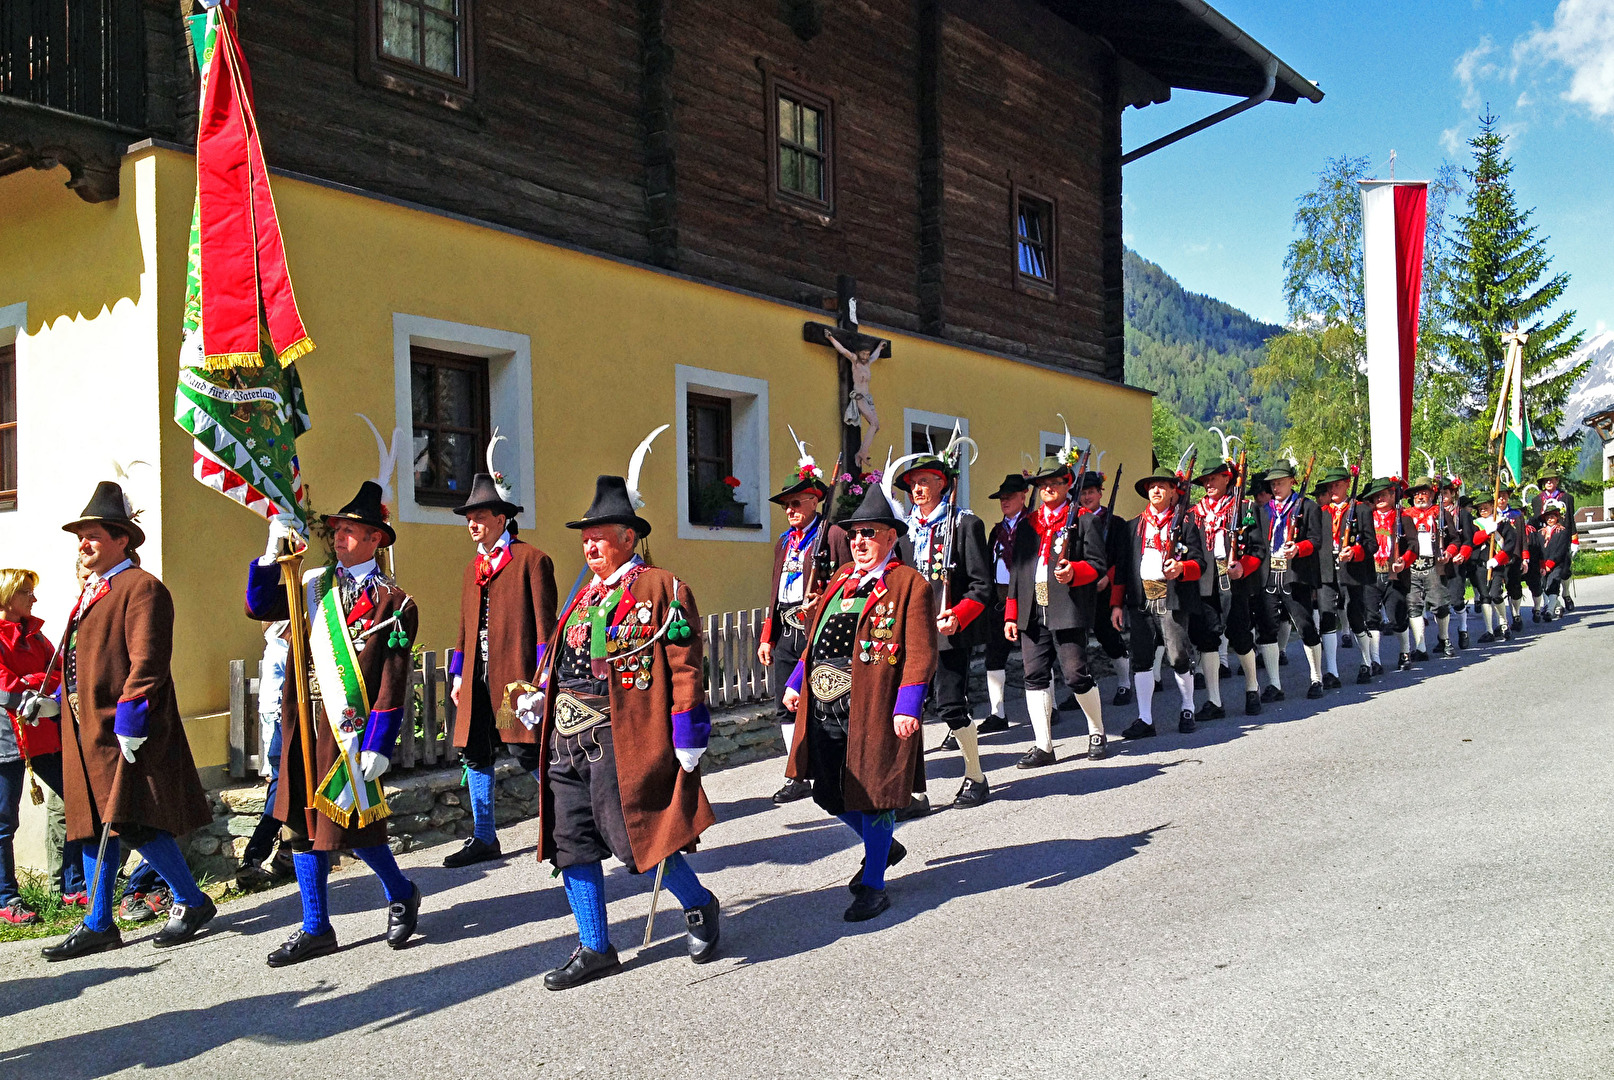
[245,560,283,618]
[360,706,405,757]
[671,704,711,749]
[114,698,149,738]
[533,642,547,672]
[894,682,927,718]
[786,661,805,693]
[447,650,464,677]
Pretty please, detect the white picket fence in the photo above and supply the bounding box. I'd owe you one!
[703,607,773,707]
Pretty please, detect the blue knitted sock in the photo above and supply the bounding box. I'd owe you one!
[132,832,207,907]
[353,844,413,904]
[860,812,895,892]
[467,765,497,845]
[659,852,712,910]
[293,851,331,935]
[837,813,866,838]
[81,835,121,932]
[561,862,609,952]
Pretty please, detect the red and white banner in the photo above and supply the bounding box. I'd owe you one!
[1360,181,1426,481]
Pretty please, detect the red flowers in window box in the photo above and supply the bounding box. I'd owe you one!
[722,475,742,489]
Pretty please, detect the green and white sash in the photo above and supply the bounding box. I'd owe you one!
[308,572,389,828]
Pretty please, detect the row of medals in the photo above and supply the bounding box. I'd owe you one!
[861,601,898,665]
[608,601,657,690]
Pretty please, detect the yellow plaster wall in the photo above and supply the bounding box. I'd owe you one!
[1,147,1152,772]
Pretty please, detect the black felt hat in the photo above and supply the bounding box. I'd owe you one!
[566,475,653,538]
[1079,471,1107,491]
[989,474,1030,500]
[326,480,396,546]
[1193,460,1235,485]
[62,481,145,549]
[839,482,908,532]
[769,473,832,506]
[453,472,523,519]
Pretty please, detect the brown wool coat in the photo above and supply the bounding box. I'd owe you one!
[452,540,558,746]
[536,566,714,873]
[786,561,938,812]
[247,564,418,852]
[60,568,212,843]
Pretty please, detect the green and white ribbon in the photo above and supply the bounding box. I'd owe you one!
[308,573,389,828]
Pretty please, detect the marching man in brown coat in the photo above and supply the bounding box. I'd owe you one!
[534,432,720,991]
[781,479,938,923]
[43,482,216,961]
[245,479,422,967]
[444,442,557,867]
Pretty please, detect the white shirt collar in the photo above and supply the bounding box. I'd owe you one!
[1002,510,1023,528]
[592,554,643,588]
[852,550,897,589]
[478,531,512,556]
[337,558,378,582]
[87,559,133,587]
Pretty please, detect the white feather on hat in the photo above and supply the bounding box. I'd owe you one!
[627,425,670,510]
[356,413,404,504]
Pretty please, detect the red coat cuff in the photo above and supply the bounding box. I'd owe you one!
[760,616,774,644]
[1494,550,1510,566]
[951,597,985,629]
[1294,539,1315,559]
[1239,555,1261,576]
[1544,560,1555,571]
[1178,560,1202,582]
[1068,561,1098,588]
[1110,584,1124,607]
[1459,545,1473,560]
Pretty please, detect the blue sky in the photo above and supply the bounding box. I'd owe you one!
[1121,0,1613,338]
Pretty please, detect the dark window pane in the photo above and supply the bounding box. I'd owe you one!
[440,431,476,492]
[800,105,821,152]
[778,98,797,144]
[780,147,801,194]
[436,367,475,428]
[380,0,419,63]
[802,155,822,200]
[412,429,434,488]
[0,428,13,492]
[411,363,433,424]
[423,12,458,75]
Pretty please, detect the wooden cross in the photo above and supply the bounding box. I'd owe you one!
[803,275,893,472]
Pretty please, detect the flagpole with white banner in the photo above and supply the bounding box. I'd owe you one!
[1360,179,1428,480]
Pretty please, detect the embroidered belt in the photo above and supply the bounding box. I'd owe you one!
[809,663,854,703]
[553,692,609,737]
[1215,558,1230,575]
[66,691,80,718]
[1142,579,1169,602]
[1374,559,1392,573]
[1035,581,1050,607]
[1269,557,1290,571]
[1413,556,1435,571]
[781,604,807,632]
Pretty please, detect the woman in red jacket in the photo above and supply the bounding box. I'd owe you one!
[0,568,65,925]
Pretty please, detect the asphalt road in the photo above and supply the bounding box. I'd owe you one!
[5,579,1613,1079]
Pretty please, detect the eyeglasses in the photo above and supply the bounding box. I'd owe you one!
[848,528,882,540]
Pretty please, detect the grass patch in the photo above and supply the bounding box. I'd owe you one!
[0,867,255,944]
[1572,549,1614,578]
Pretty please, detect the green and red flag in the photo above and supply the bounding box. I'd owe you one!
[173,2,313,529]
[1489,330,1535,486]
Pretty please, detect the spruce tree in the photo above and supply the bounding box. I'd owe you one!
[1442,110,1585,486]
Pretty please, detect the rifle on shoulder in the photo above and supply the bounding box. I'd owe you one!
[802,453,843,597]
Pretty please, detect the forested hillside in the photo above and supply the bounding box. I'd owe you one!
[1125,249,1285,458]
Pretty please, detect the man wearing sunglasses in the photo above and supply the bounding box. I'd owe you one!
[782,482,937,923]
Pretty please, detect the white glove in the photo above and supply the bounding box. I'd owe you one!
[674,746,706,773]
[17,690,58,724]
[1486,557,1499,570]
[260,514,303,566]
[515,690,545,730]
[360,750,390,783]
[117,735,146,763]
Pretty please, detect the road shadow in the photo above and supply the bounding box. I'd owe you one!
[0,962,163,1020]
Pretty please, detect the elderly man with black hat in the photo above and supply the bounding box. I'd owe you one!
[532,429,721,990]
[1189,451,1270,718]
[892,435,993,808]
[981,473,1031,731]
[1534,502,1573,621]
[781,477,937,922]
[758,434,850,805]
[442,440,557,868]
[1115,467,1207,738]
[1440,484,1478,648]
[40,481,217,961]
[245,473,422,967]
[1253,463,1328,701]
[1004,452,1109,765]
[1530,472,1577,612]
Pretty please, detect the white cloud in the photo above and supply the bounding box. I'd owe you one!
[1440,125,1467,155]
[1516,0,1614,122]
[1454,37,1500,111]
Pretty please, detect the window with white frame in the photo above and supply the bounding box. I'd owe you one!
[675,366,771,543]
[391,314,533,528]
[1040,429,1090,462]
[903,408,970,509]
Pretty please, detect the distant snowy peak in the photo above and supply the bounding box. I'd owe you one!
[1558,329,1614,439]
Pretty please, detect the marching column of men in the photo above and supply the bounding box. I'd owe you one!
[31,415,1587,979]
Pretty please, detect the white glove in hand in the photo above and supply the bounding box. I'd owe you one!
[360,750,390,783]
[515,690,545,730]
[18,690,58,724]
[117,735,146,763]
[1486,557,1499,570]
[674,746,706,773]
[260,514,303,566]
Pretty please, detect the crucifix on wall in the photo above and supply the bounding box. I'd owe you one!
[802,274,892,472]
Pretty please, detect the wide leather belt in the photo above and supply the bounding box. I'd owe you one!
[1269,556,1290,571]
[1215,558,1230,575]
[67,691,80,718]
[1035,581,1050,607]
[1142,579,1169,602]
[553,692,610,737]
[781,605,807,632]
[809,663,853,702]
[1413,556,1435,571]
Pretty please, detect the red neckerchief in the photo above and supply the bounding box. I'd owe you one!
[1372,507,1397,561]
[1142,505,1174,553]
[1408,505,1440,535]
[1324,500,1351,544]
[475,543,512,587]
[1033,502,1070,565]
[1194,493,1233,547]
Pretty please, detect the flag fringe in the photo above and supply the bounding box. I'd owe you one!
[276,336,315,367]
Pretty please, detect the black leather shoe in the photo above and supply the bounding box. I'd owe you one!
[1306,681,1324,699]
[684,895,720,963]
[1440,639,1457,658]
[1565,596,1576,611]
[544,944,621,990]
[1530,609,1540,622]
[844,888,891,922]
[1458,631,1472,648]
[1412,649,1429,662]
[1357,664,1372,684]
[1278,653,1290,666]
[1193,671,1206,690]
[1121,719,1156,740]
[895,795,930,822]
[1195,701,1225,721]
[1511,617,1523,632]
[1322,672,1342,689]
[1341,633,1356,649]
[266,927,338,968]
[1111,686,1133,707]
[442,836,502,868]
[1502,627,1514,641]
[1219,662,1231,678]
[953,776,990,808]
[849,839,907,893]
[41,921,121,962]
[1088,733,1107,760]
[386,884,421,949]
[771,778,813,804]
[1244,690,1262,716]
[1260,685,1285,703]
[1397,653,1412,672]
[153,896,217,948]
[976,715,1010,734]
[1477,630,1496,643]
[1016,746,1056,769]
[1371,662,1384,676]
[1177,711,1196,734]
[939,733,959,751]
